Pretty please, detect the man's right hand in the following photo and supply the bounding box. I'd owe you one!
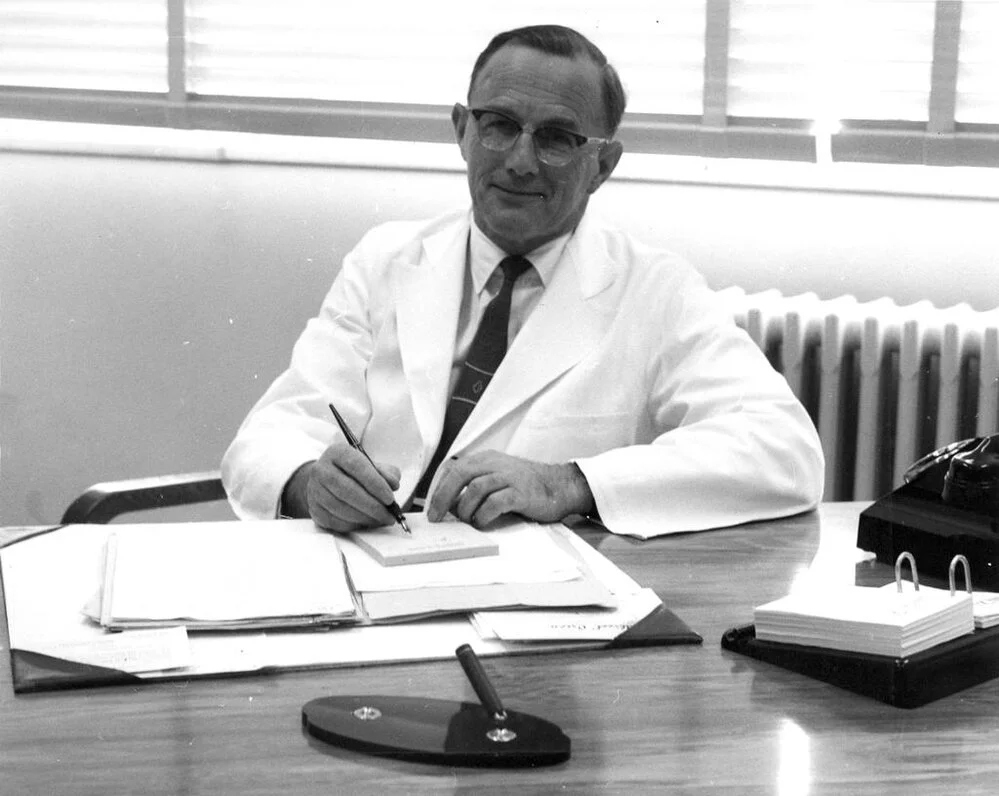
[281,442,401,532]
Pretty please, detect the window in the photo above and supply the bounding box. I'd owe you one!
[1,0,996,167]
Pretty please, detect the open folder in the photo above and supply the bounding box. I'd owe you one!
[1,520,702,694]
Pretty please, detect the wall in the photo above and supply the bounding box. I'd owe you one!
[2,148,997,526]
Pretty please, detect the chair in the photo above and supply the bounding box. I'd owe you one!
[61,470,227,524]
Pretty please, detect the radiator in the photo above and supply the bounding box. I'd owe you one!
[719,288,999,501]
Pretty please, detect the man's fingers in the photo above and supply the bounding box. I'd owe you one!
[333,447,397,506]
[454,472,507,523]
[374,462,402,492]
[464,487,517,528]
[310,456,396,529]
[426,456,476,520]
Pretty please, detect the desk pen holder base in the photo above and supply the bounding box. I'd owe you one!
[302,695,570,767]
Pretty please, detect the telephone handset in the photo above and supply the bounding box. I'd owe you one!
[858,434,999,587]
[903,435,999,515]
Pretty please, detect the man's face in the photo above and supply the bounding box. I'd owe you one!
[452,45,623,256]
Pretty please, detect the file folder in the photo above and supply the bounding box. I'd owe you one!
[2,522,702,694]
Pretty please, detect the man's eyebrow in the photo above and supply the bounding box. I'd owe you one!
[479,106,583,132]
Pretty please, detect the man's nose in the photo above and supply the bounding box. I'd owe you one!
[505,130,540,175]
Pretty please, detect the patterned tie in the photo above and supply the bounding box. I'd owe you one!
[411,255,532,504]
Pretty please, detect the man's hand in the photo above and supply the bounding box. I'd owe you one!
[426,450,595,528]
[281,442,401,532]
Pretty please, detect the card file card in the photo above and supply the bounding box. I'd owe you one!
[723,552,998,708]
[753,584,974,658]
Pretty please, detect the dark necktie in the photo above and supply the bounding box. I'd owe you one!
[411,255,532,504]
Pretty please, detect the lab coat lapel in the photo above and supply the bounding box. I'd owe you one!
[451,218,617,453]
[394,217,468,453]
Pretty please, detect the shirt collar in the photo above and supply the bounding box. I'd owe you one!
[469,216,571,295]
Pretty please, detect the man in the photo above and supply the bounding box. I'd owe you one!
[222,25,824,539]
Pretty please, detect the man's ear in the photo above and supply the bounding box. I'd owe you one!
[588,140,624,195]
[451,103,470,161]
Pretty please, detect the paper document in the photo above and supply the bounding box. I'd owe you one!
[471,587,662,642]
[32,626,193,673]
[87,520,357,631]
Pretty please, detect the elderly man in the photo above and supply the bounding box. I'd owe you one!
[222,24,824,539]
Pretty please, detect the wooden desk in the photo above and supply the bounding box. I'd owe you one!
[3,503,999,795]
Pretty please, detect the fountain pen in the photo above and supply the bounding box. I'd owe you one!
[328,403,411,535]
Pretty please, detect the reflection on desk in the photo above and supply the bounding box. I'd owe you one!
[4,503,999,795]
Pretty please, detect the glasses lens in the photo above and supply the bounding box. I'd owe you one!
[475,111,520,152]
[534,128,578,166]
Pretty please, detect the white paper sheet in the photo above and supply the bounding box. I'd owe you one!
[340,519,580,592]
[472,587,662,642]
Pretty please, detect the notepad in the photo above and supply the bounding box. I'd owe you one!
[754,583,975,657]
[347,514,499,566]
[87,520,358,631]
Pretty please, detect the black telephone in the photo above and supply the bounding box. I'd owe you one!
[857,435,999,587]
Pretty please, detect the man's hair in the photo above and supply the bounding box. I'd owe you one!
[467,25,627,138]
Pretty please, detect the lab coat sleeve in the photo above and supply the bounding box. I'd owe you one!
[221,235,382,520]
[574,270,825,539]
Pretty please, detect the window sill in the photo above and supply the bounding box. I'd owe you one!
[2,118,998,201]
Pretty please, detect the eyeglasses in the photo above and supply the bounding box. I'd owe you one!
[466,106,609,167]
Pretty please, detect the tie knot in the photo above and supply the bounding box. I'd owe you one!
[498,255,532,284]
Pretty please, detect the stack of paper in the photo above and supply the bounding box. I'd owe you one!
[972,593,999,629]
[754,583,975,657]
[83,516,618,631]
[86,520,358,631]
[339,515,616,621]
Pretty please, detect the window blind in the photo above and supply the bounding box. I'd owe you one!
[0,0,996,167]
[184,1,706,114]
[956,0,999,124]
[728,0,937,123]
[0,0,167,92]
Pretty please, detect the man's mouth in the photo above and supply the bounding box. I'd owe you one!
[493,185,545,200]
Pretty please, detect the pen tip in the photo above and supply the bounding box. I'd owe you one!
[400,517,412,535]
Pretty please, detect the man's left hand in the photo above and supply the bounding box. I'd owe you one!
[426,451,595,527]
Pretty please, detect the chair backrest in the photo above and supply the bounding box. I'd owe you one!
[61,471,228,524]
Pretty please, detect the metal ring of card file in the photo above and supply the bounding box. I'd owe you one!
[893,551,974,597]
[950,555,973,596]
[895,551,920,592]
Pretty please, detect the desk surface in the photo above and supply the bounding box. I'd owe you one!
[3,503,999,796]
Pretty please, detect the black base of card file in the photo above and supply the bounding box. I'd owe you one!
[721,623,999,708]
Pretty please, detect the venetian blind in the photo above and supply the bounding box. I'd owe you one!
[183,1,707,114]
[0,0,168,92]
[727,0,938,123]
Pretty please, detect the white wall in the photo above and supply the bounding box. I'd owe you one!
[2,148,996,526]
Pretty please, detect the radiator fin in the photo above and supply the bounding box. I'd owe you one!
[718,288,999,501]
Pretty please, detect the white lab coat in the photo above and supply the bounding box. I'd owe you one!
[222,208,824,538]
